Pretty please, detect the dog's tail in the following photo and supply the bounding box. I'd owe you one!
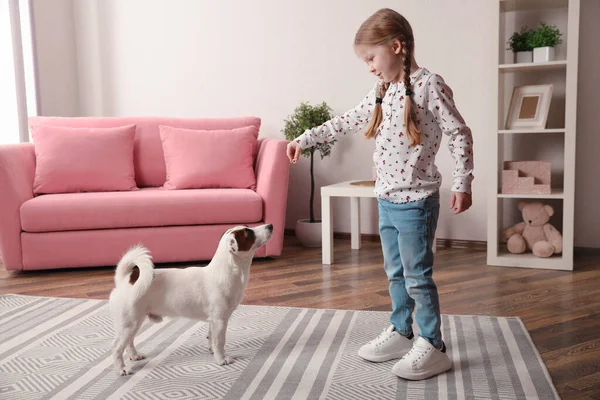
[115,244,154,301]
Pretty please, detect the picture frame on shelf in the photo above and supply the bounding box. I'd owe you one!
[505,84,553,130]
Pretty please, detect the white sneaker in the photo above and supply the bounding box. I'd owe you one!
[392,337,452,380]
[357,325,414,362]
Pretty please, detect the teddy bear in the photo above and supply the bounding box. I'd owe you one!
[501,201,563,258]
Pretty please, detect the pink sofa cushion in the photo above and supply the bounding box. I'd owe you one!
[30,124,138,195]
[20,188,263,233]
[28,116,261,188]
[159,125,257,190]
[21,224,267,270]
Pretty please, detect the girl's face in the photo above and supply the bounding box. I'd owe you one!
[355,40,403,83]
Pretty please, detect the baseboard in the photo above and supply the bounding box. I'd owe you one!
[284,229,487,250]
[332,232,381,243]
[435,238,487,251]
[574,247,600,257]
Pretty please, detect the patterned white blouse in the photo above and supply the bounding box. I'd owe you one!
[296,67,474,203]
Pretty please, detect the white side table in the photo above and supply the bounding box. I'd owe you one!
[321,181,436,265]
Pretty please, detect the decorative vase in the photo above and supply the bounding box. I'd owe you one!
[515,51,533,64]
[295,219,322,247]
[533,47,555,63]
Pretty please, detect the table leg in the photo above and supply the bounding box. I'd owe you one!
[322,195,333,264]
[351,197,361,250]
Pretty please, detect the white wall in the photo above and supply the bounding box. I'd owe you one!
[30,0,600,247]
[574,0,600,248]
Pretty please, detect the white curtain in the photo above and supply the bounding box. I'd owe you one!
[0,0,37,144]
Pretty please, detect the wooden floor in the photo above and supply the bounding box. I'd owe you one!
[1,238,599,399]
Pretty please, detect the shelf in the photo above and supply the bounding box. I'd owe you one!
[497,188,564,199]
[491,0,578,272]
[500,0,568,12]
[498,128,565,134]
[489,251,568,270]
[499,60,567,72]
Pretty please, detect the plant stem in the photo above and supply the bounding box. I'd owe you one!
[310,149,315,223]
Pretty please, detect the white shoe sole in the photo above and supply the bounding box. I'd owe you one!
[357,348,408,363]
[391,358,452,380]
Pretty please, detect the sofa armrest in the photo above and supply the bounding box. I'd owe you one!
[255,138,290,256]
[0,144,36,270]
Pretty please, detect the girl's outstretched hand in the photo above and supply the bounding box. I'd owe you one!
[287,141,302,163]
[450,192,472,214]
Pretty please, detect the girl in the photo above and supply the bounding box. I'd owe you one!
[286,8,474,381]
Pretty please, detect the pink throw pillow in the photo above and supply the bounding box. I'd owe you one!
[31,124,138,195]
[159,125,258,190]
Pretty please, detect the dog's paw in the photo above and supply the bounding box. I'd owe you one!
[129,353,145,361]
[218,356,234,366]
[117,367,133,376]
[148,314,163,323]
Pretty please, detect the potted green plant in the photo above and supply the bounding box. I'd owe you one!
[507,27,534,63]
[530,22,562,63]
[282,101,335,247]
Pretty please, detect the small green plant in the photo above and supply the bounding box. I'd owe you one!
[282,101,335,223]
[530,22,562,48]
[507,27,534,52]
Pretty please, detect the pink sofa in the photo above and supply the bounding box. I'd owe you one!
[0,116,290,271]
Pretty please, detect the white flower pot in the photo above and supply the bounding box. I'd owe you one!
[533,46,555,63]
[295,219,322,247]
[515,51,533,64]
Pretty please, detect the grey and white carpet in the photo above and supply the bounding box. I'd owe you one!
[0,294,558,399]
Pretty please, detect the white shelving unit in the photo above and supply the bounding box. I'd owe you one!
[488,0,579,271]
[498,60,567,72]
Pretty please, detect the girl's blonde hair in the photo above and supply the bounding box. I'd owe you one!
[355,8,421,146]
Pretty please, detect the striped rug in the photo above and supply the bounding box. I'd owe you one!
[0,294,558,399]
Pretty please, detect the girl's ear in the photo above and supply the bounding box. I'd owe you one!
[391,39,402,55]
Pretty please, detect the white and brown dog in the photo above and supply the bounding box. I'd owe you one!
[109,224,273,375]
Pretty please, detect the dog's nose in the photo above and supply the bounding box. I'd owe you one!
[266,224,273,231]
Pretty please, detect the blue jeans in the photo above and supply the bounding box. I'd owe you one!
[378,192,441,347]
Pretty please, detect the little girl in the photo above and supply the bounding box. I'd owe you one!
[287,8,474,380]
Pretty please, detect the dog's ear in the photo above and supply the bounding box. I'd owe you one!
[229,228,256,253]
[228,233,239,253]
